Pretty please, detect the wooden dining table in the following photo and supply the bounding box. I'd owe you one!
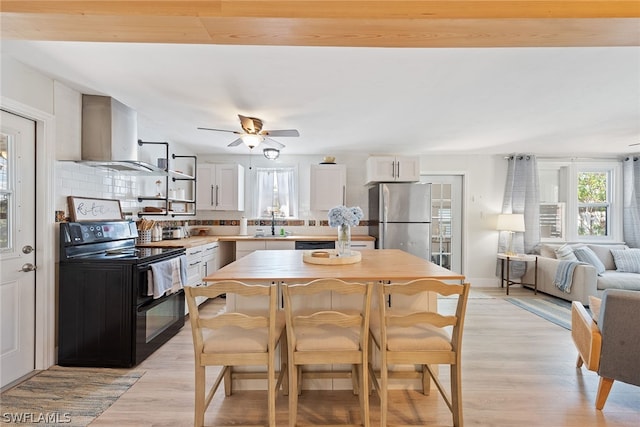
[203,248,465,283]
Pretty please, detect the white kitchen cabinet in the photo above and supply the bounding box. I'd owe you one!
[184,242,219,312]
[365,156,420,184]
[235,239,296,260]
[202,242,219,278]
[196,164,245,211]
[310,164,346,211]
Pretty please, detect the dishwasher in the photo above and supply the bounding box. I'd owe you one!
[295,241,335,250]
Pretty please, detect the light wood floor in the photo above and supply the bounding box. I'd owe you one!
[90,287,640,427]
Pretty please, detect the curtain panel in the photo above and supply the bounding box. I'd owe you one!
[255,167,298,218]
[623,155,640,248]
[499,154,541,278]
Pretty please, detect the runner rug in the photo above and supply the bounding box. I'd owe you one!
[1,365,144,426]
[504,295,572,330]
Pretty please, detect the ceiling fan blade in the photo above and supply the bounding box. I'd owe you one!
[261,129,299,137]
[263,137,285,149]
[227,138,244,147]
[630,142,640,146]
[197,127,241,134]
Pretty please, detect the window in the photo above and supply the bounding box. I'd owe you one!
[577,171,610,237]
[254,167,298,218]
[538,160,621,242]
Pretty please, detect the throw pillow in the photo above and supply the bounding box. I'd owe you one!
[555,244,577,261]
[611,248,640,274]
[573,246,606,275]
[588,296,602,323]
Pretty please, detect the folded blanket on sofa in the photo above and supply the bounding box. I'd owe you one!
[554,260,585,293]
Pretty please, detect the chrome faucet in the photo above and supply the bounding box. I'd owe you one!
[271,210,276,236]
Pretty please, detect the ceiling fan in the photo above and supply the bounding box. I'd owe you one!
[198,114,299,150]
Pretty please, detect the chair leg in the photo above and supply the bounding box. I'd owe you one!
[380,364,388,427]
[281,332,289,396]
[352,365,359,395]
[359,362,370,427]
[194,365,206,427]
[224,365,233,396]
[422,364,431,396]
[576,354,584,368]
[596,377,614,410]
[451,364,463,427]
[268,353,276,427]
[289,361,298,427]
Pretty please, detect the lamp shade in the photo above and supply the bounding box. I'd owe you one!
[496,214,525,232]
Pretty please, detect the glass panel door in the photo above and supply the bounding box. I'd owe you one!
[421,175,463,274]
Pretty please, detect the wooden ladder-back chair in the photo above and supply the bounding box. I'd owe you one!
[282,278,373,427]
[369,279,471,427]
[185,281,286,427]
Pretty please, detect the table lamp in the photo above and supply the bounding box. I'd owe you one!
[497,214,525,256]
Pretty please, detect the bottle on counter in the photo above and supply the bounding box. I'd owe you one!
[152,224,162,242]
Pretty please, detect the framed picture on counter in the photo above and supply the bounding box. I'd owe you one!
[67,196,124,221]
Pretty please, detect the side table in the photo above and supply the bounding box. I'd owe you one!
[497,253,538,295]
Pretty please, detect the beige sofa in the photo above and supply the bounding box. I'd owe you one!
[521,244,640,305]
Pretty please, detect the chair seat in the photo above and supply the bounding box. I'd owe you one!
[371,323,452,352]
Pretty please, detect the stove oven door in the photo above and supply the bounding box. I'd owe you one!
[135,264,185,365]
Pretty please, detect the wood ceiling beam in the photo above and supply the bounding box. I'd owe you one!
[1,1,639,47]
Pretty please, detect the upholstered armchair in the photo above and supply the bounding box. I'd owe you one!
[571,289,640,409]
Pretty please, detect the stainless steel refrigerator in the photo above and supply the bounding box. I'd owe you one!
[369,182,432,260]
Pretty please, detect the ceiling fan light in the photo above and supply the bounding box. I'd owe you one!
[241,134,263,148]
[263,148,280,160]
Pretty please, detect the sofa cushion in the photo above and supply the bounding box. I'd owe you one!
[573,246,606,275]
[587,244,629,271]
[555,244,577,261]
[596,271,640,291]
[611,248,640,273]
[540,244,560,258]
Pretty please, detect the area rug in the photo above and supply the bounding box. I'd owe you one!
[504,296,572,330]
[0,365,144,426]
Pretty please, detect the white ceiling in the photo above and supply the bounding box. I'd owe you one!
[2,41,639,156]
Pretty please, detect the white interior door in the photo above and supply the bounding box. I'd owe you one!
[421,175,464,275]
[1,110,36,388]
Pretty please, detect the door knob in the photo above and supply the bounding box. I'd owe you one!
[22,245,34,254]
[19,263,37,272]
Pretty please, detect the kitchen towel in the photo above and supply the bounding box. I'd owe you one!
[148,255,187,298]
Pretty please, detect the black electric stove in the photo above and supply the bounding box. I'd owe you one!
[58,221,186,368]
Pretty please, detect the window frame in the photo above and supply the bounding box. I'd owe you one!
[253,166,299,219]
[538,160,622,243]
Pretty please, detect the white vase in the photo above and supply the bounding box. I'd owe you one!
[337,224,351,256]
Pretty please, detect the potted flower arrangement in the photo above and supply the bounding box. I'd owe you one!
[328,205,364,256]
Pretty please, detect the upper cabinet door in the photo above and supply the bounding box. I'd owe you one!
[196,164,245,211]
[366,156,420,184]
[310,164,347,211]
[215,164,244,211]
[196,165,215,210]
[395,156,420,182]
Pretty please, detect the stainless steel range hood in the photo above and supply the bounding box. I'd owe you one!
[72,95,163,174]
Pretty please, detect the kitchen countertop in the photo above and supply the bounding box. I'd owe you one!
[137,234,374,248]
